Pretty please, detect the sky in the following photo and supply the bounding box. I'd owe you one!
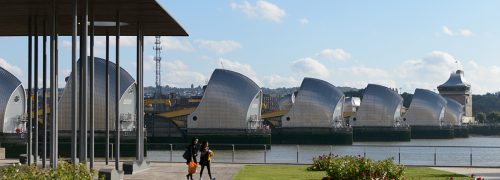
[1,0,500,94]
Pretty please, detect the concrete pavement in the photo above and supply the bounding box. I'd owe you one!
[433,167,500,180]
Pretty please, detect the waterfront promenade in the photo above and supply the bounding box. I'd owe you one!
[0,159,243,180]
[2,158,500,179]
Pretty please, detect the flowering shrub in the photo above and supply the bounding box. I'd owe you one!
[307,153,337,171]
[308,154,406,180]
[0,161,95,180]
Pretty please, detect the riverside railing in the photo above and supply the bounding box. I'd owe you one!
[145,143,500,167]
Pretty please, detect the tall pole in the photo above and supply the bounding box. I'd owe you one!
[71,0,78,165]
[105,31,110,165]
[80,0,89,163]
[50,0,59,168]
[27,15,33,166]
[89,4,95,168]
[136,22,140,160]
[140,28,145,159]
[34,15,39,166]
[115,10,121,171]
[42,19,47,168]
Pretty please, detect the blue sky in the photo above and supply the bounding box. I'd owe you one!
[1,0,500,94]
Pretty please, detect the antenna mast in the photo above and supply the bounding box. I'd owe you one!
[153,36,162,107]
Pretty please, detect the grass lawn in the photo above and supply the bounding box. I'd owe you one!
[406,167,471,180]
[233,165,325,180]
[233,165,471,180]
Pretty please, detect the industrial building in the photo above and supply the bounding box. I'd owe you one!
[58,57,137,156]
[405,88,454,139]
[351,84,410,141]
[438,70,474,124]
[186,69,270,145]
[266,78,352,145]
[0,66,26,157]
[444,97,468,137]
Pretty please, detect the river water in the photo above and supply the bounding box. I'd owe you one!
[146,135,500,167]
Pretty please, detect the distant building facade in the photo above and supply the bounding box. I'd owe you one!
[437,70,474,124]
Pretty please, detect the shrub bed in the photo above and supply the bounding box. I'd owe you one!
[308,154,406,180]
[0,161,95,180]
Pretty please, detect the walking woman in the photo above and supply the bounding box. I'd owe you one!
[185,137,198,180]
[199,141,215,180]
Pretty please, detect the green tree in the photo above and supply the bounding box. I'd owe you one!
[476,112,486,123]
[486,112,500,124]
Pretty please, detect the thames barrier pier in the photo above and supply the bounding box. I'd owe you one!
[264,78,352,145]
[351,84,411,141]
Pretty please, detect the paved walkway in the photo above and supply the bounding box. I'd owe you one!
[433,167,500,180]
[0,159,243,180]
[121,162,243,180]
[92,161,243,180]
[4,158,499,180]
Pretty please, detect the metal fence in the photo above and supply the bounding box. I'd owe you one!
[145,143,500,167]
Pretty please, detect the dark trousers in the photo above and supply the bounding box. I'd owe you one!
[200,163,212,179]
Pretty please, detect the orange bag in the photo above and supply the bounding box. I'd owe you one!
[188,161,197,174]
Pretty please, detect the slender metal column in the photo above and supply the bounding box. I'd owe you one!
[115,10,121,171]
[50,0,59,168]
[71,0,78,165]
[78,15,84,161]
[139,29,145,159]
[34,15,39,166]
[42,19,47,168]
[80,0,89,163]
[27,15,33,166]
[135,22,140,160]
[89,5,95,168]
[105,32,110,165]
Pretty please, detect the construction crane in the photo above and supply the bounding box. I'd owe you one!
[153,36,162,111]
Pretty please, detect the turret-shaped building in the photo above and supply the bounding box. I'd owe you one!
[437,70,474,124]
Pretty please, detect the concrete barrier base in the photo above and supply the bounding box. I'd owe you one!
[98,168,124,180]
[123,160,150,174]
[19,154,38,164]
[0,148,5,159]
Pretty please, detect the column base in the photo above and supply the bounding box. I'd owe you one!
[0,148,5,159]
[122,160,150,174]
[98,168,124,180]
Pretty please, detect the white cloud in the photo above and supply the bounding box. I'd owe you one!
[145,36,194,52]
[394,51,461,91]
[332,65,394,89]
[142,57,206,87]
[442,26,454,36]
[0,57,23,77]
[230,0,286,22]
[263,75,300,88]
[218,58,262,86]
[163,60,207,87]
[299,18,309,25]
[318,48,351,61]
[291,57,329,78]
[195,39,241,54]
[459,29,473,36]
[442,26,473,37]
